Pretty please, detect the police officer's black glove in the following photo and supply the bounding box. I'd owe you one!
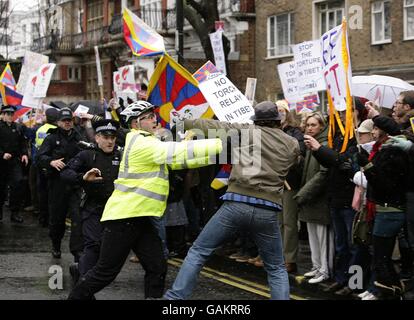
[357,149,370,167]
[338,159,352,171]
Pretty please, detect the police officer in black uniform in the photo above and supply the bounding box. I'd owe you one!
[60,119,121,283]
[0,105,28,223]
[37,107,83,259]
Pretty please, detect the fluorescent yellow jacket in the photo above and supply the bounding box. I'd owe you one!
[101,129,222,221]
[35,123,57,148]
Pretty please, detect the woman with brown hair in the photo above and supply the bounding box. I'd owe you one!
[295,112,334,284]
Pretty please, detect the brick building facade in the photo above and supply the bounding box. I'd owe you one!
[255,0,414,110]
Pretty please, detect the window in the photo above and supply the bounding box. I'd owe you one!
[68,66,82,81]
[31,23,39,38]
[316,1,344,37]
[404,0,414,40]
[267,13,294,58]
[87,0,103,31]
[372,1,391,44]
[22,25,26,44]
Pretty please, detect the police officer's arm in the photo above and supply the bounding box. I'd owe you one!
[60,151,90,185]
[184,119,250,134]
[147,138,223,170]
[19,125,29,165]
[36,134,55,169]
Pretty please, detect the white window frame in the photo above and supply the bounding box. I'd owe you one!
[371,0,392,45]
[266,13,294,59]
[404,0,414,40]
[312,0,345,39]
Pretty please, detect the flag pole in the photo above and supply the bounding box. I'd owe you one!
[94,46,105,104]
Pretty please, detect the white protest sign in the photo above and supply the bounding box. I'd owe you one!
[321,24,353,111]
[119,65,136,91]
[17,50,49,95]
[244,78,257,104]
[94,46,103,86]
[33,63,56,98]
[209,30,227,75]
[22,71,43,108]
[293,40,326,95]
[113,71,123,93]
[194,61,254,123]
[277,61,302,103]
[74,105,90,116]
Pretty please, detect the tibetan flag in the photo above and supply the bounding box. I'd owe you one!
[0,63,16,90]
[123,7,165,57]
[210,164,232,190]
[13,106,32,123]
[147,54,214,128]
[0,85,23,106]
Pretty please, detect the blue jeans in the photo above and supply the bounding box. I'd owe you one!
[164,201,289,300]
[330,207,367,285]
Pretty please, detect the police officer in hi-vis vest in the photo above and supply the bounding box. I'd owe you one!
[68,101,223,300]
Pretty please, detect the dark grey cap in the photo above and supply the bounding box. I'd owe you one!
[58,107,73,121]
[250,101,282,121]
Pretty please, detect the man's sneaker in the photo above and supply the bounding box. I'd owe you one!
[358,290,371,299]
[229,251,245,260]
[304,268,319,278]
[308,272,329,284]
[362,292,378,300]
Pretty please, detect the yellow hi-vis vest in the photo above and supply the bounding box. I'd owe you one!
[101,129,222,221]
[35,123,57,148]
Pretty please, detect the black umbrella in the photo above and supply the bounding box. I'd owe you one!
[50,101,69,109]
[70,100,105,116]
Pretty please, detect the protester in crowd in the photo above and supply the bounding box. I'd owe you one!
[357,115,409,298]
[165,101,301,300]
[304,110,365,296]
[37,108,84,260]
[60,119,121,287]
[68,100,223,300]
[0,105,29,223]
[296,112,333,284]
[277,100,305,274]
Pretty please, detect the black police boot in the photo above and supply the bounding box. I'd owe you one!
[52,241,61,259]
[10,211,23,223]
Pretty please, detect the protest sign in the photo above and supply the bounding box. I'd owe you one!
[277,61,301,102]
[194,61,254,123]
[22,71,43,108]
[321,23,353,111]
[74,105,90,116]
[293,40,326,95]
[244,78,257,104]
[119,65,136,91]
[209,30,227,75]
[33,63,56,98]
[17,51,49,95]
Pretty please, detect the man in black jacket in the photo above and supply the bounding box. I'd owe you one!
[60,119,121,284]
[37,108,83,260]
[0,106,28,223]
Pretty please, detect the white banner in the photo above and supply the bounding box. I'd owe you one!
[17,50,49,95]
[22,71,43,108]
[94,46,103,86]
[293,40,326,95]
[113,71,123,93]
[244,78,257,104]
[321,24,353,111]
[118,65,136,91]
[209,30,227,75]
[194,61,254,123]
[277,61,302,103]
[33,63,56,98]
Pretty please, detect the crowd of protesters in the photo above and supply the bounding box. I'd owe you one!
[0,89,413,300]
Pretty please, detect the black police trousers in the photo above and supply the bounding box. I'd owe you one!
[68,217,167,300]
[48,177,83,256]
[0,159,24,213]
[78,208,104,276]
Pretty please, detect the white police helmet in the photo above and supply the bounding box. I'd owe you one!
[120,100,155,123]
